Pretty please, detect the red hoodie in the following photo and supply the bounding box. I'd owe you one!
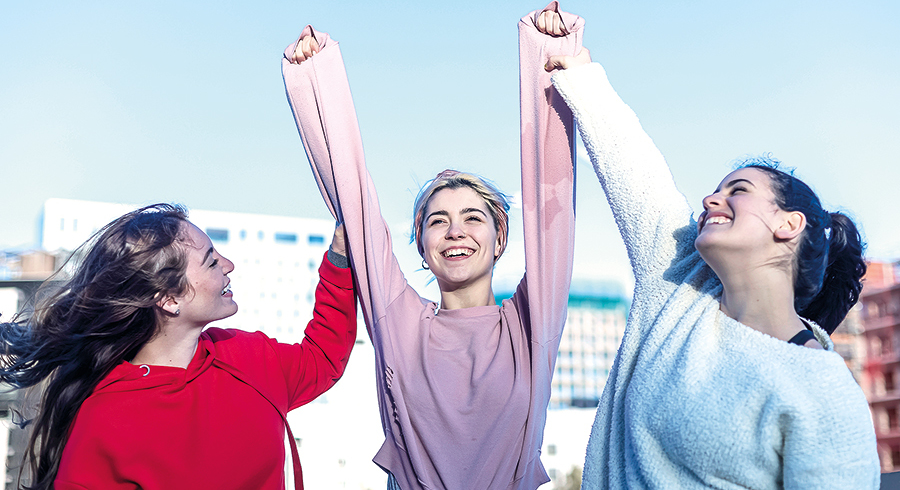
[55,253,356,490]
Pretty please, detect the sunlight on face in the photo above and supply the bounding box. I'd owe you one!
[420,187,502,293]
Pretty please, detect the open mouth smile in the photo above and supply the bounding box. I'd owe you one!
[441,248,474,258]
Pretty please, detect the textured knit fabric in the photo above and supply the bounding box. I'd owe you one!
[54,253,357,490]
[280,4,581,489]
[550,63,879,489]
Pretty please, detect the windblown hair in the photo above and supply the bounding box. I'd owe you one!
[0,203,190,489]
[411,170,511,262]
[740,156,866,334]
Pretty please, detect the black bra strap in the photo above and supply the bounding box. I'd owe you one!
[788,329,817,346]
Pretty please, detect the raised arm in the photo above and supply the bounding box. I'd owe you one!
[280,226,357,408]
[550,60,696,283]
[281,26,408,331]
[518,2,581,346]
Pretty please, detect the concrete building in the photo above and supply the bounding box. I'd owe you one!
[499,282,628,409]
[858,261,900,472]
[552,285,628,408]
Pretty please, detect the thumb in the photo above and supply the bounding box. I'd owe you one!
[544,54,571,72]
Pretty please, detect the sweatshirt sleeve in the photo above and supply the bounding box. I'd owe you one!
[517,1,581,346]
[279,251,357,409]
[551,63,696,283]
[281,26,409,336]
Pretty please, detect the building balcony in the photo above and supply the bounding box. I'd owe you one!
[866,351,900,368]
[869,391,900,405]
[876,429,900,445]
[863,313,900,332]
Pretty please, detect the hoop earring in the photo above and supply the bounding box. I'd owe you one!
[421,259,429,270]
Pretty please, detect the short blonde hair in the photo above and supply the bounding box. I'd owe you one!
[411,170,511,262]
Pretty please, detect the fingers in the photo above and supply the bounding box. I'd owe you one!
[330,222,347,256]
[535,10,567,37]
[544,47,592,72]
[290,35,320,64]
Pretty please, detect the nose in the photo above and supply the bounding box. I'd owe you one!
[701,192,722,211]
[222,256,235,274]
[445,220,466,239]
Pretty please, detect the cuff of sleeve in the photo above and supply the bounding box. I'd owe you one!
[327,248,350,269]
[320,251,353,289]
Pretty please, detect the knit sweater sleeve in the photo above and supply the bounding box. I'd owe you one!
[517,1,581,346]
[551,63,696,283]
[281,27,409,334]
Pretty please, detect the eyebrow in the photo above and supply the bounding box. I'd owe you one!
[425,208,488,221]
[202,247,214,265]
[461,207,488,217]
[715,178,756,193]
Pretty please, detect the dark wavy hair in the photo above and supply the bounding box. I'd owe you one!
[0,203,190,489]
[740,156,866,334]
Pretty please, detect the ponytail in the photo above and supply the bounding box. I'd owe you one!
[798,212,866,334]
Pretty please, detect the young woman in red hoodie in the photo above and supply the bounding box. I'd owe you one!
[0,204,357,490]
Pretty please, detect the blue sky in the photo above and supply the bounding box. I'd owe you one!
[2,0,898,292]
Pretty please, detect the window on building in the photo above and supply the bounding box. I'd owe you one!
[275,232,298,244]
[240,229,247,240]
[893,446,900,470]
[888,407,898,430]
[308,234,325,245]
[206,228,229,242]
[887,372,896,393]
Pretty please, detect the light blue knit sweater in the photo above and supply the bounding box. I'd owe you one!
[551,63,879,489]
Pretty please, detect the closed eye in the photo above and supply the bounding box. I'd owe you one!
[465,215,483,222]
[428,218,446,227]
[209,258,219,268]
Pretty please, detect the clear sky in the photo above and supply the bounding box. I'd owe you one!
[2,0,898,294]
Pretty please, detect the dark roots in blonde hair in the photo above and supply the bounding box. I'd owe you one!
[739,156,866,334]
[0,203,190,489]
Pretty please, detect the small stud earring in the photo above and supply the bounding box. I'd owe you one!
[175,309,180,316]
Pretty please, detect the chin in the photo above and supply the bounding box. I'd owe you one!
[693,234,719,266]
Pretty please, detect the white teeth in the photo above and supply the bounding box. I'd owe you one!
[222,284,231,295]
[442,248,473,258]
[705,216,732,226]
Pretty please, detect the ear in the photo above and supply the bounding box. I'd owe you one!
[774,211,806,241]
[494,232,505,260]
[156,294,179,316]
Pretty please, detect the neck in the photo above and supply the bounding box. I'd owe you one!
[438,279,496,310]
[712,255,805,341]
[131,322,203,369]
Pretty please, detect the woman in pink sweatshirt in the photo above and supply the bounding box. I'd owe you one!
[282,4,580,489]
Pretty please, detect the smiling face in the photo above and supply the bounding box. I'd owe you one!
[170,222,238,327]
[694,167,798,263]
[420,187,503,294]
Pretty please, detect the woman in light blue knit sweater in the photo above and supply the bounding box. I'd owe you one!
[544,48,880,488]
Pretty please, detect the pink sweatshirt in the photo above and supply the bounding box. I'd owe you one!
[281,4,581,489]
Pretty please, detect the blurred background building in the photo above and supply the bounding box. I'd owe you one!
[857,260,900,473]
